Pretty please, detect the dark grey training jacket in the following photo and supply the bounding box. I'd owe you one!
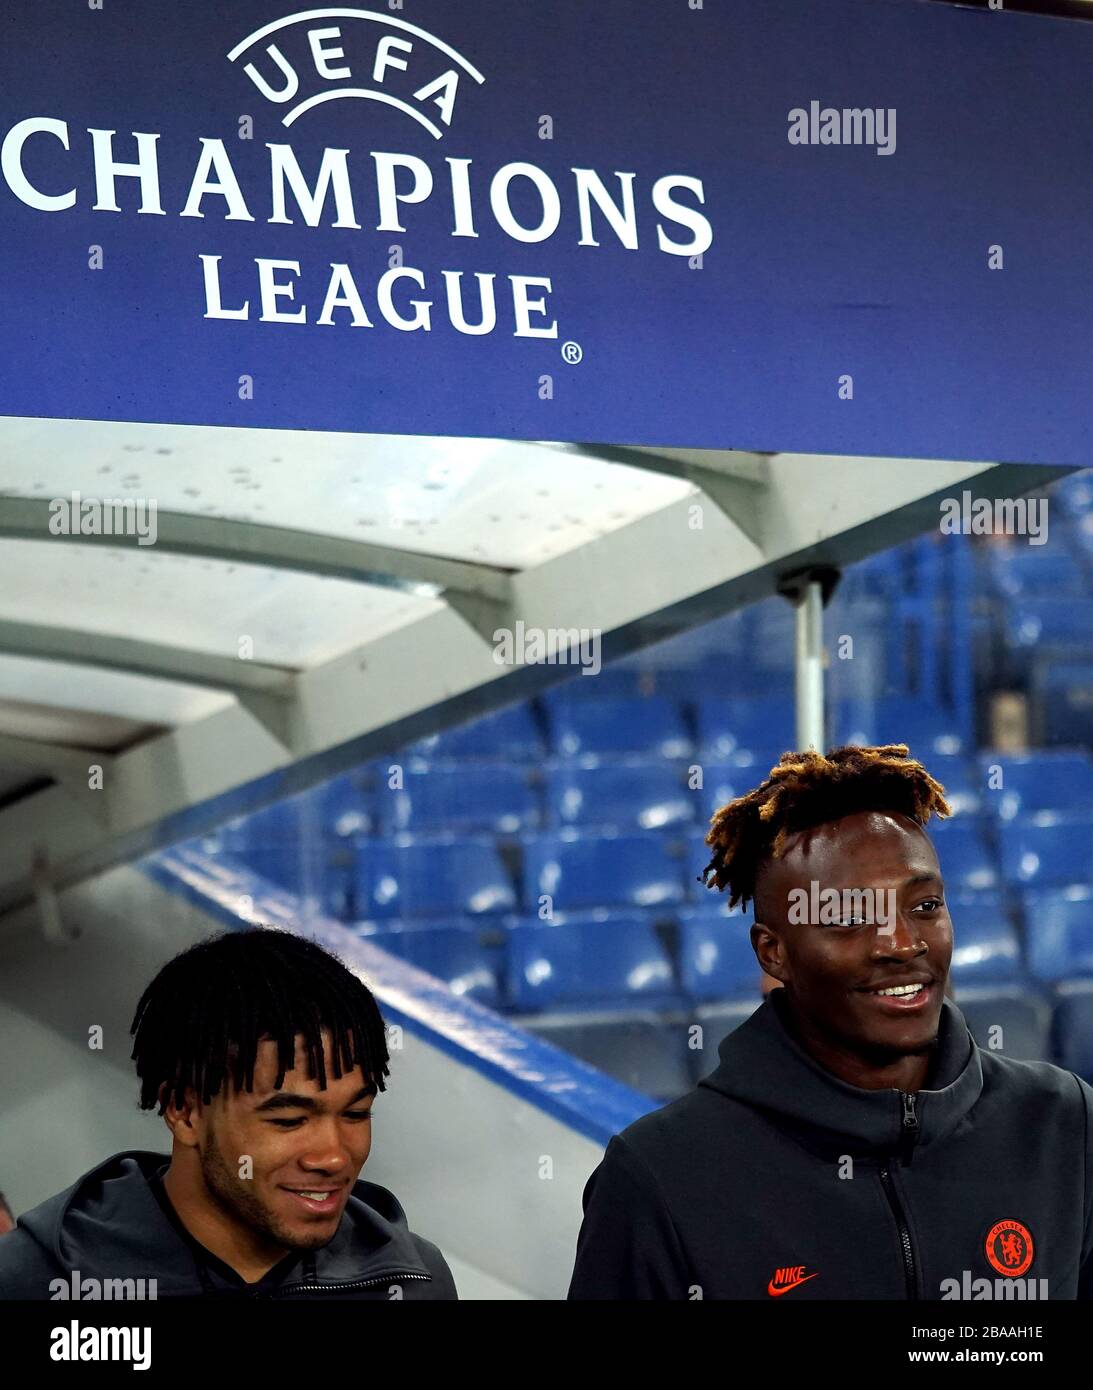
[0,1150,457,1300]
[569,991,1093,1300]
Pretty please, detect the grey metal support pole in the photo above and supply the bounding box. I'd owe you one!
[777,565,841,756]
[795,579,825,753]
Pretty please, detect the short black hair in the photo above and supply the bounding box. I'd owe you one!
[703,743,952,910]
[130,927,390,1113]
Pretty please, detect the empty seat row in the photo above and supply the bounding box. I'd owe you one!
[345,885,1093,1008]
[217,749,1093,853]
[356,694,979,764]
[983,546,1088,601]
[223,813,1093,922]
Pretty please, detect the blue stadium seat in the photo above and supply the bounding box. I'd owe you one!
[747,599,798,689]
[1004,602,1093,687]
[988,547,1084,600]
[356,921,503,1007]
[544,760,694,832]
[693,697,794,760]
[832,700,964,757]
[638,608,749,671]
[1075,511,1093,562]
[999,813,1093,889]
[540,666,655,699]
[505,912,680,1011]
[926,756,982,817]
[523,1011,694,1101]
[378,763,539,835]
[231,845,338,905]
[405,703,543,761]
[312,774,375,839]
[1053,469,1093,518]
[838,549,903,600]
[219,796,307,849]
[1005,599,1093,655]
[682,830,717,900]
[692,762,746,822]
[352,836,516,920]
[221,776,376,848]
[1034,661,1093,748]
[714,746,787,777]
[976,750,1093,821]
[954,986,1053,1063]
[928,818,999,893]
[675,905,760,1002]
[1022,886,1093,982]
[522,831,687,911]
[948,895,1021,985]
[1053,983,1093,1081]
[542,693,692,758]
[217,795,353,913]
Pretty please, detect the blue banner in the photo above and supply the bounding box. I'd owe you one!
[0,0,1089,461]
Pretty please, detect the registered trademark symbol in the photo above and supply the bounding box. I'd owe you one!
[561,341,583,364]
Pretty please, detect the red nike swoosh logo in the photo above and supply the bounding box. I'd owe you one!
[767,1272,820,1296]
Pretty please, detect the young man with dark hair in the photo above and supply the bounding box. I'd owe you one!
[0,927,457,1299]
[569,744,1093,1300]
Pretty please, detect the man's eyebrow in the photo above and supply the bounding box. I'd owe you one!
[904,872,942,887]
[252,1083,377,1113]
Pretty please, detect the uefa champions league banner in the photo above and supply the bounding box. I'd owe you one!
[0,0,1090,461]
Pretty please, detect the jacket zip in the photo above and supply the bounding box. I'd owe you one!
[899,1091,920,1166]
[877,1092,920,1300]
[273,1270,432,1297]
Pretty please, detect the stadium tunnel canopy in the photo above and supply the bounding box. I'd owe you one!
[0,418,1070,917]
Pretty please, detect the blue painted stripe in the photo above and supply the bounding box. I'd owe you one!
[141,846,655,1146]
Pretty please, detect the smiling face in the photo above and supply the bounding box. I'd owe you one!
[751,810,953,1082]
[166,1029,376,1258]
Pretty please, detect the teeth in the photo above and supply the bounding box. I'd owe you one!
[872,984,925,997]
[296,1191,333,1200]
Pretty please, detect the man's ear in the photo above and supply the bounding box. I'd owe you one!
[751,921,789,986]
[161,1083,203,1149]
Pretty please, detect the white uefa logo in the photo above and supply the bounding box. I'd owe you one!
[227,8,486,137]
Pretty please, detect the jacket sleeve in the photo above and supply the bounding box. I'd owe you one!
[0,1226,60,1300]
[567,1135,690,1300]
[1078,1075,1093,1300]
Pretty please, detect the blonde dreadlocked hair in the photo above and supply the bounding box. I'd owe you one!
[702,743,952,910]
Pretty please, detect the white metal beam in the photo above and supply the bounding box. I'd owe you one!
[0,497,514,605]
[0,618,293,695]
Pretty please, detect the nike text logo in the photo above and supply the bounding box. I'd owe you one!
[767,1268,820,1296]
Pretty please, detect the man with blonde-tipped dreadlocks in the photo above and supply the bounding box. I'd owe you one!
[569,744,1093,1300]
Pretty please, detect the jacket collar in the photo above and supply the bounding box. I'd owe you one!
[698,991,983,1158]
[20,1151,432,1297]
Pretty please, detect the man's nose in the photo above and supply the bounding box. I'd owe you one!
[298,1121,354,1170]
[871,911,927,956]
